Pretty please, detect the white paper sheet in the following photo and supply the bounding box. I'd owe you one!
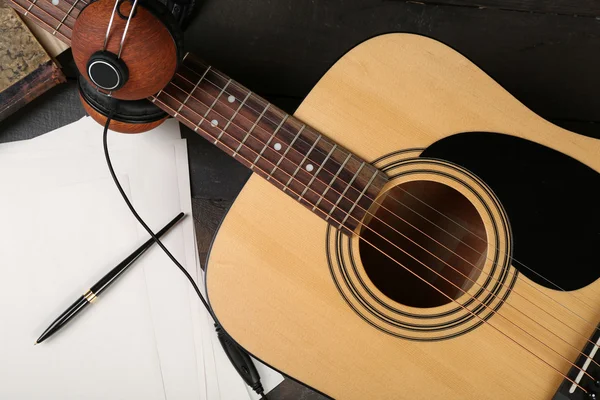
[0,177,167,400]
[0,116,283,400]
[0,119,201,399]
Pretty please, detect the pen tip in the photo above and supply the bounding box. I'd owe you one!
[34,342,38,346]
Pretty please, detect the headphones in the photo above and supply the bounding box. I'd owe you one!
[72,0,191,133]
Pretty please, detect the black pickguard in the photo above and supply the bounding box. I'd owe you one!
[421,132,600,291]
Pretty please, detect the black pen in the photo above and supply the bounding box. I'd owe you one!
[35,212,186,345]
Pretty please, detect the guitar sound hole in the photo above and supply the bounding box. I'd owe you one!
[359,181,488,308]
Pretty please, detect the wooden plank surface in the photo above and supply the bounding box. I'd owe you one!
[409,0,600,17]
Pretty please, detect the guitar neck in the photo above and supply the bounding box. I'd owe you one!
[8,0,85,45]
[153,54,389,234]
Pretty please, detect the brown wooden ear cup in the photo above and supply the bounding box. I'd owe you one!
[78,75,168,133]
[72,0,183,101]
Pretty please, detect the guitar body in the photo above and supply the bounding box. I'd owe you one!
[206,33,600,399]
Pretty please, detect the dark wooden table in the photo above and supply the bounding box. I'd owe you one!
[1,1,598,398]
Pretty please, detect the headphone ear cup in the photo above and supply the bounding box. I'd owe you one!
[78,75,169,133]
[72,0,184,101]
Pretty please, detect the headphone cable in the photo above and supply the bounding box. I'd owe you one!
[102,115,268,400]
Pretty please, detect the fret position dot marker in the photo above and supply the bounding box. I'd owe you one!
[274,143,282,151]
[306,164,314,172]
[228,95,236,103]
[211,119,219,127]
[52,0,59,4]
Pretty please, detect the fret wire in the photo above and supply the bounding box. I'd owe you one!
[312,153,351,212]
[326,162,365,227]
[151,90,162,103]
[339,169,379,227]
[214,91,251,142]
[205,78,231,117]
[175,66,211,117]
[254,114,288,166]
[24,0,38,16]
[298,145,337,201]
[283,135,321,192]
[53,0,78,34]
[233,103,270,160]
[267,124,305,181]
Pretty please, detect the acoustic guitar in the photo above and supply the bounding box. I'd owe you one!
[8,0,600,398]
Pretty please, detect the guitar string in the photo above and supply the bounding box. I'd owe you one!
[176,60,600,322]
[173,64,600,337]
[178,59,600,312]
[18,1,599,374]
[149,92,590,394]
[388,184,600,317]
[18,0,600,319]
[160,75,600,367]
[394,184,599,299]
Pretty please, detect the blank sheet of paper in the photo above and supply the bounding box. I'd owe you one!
[0,177,166,400]
[0,117,283,400]
[0,119,200,399]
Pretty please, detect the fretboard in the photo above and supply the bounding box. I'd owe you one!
[152,55,389,234]
[8,0,85,45]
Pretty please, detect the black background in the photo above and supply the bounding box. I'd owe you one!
[1,1,599,398]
